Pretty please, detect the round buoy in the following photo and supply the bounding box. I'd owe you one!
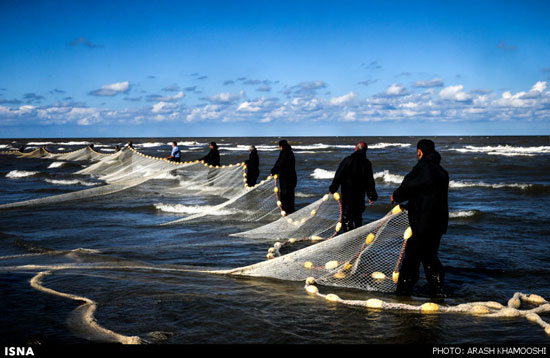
[365,233,375,245]
[306,285,319,294]
[333,192,341,201]
[304,261,313,269]
[371,272,386,280]
[325,260,339,270]
[403,227,413,240]
[366,299,383,309]
[421,302,439,313]
[325,294,339,302]
[392,272,399,283]
[392,205,402,215]
[333,272,346,279]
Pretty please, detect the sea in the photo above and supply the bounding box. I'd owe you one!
[0,136,549,350]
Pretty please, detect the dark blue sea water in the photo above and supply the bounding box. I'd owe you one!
[1,136,549,347]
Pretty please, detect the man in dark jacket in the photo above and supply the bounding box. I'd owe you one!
[245,145,260,187]
[270,140,297,214]
[329,141,378,233]
[200,142,220,166]
[391,139,449,297]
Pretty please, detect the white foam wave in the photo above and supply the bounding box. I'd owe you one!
[48,161,66,168]
[374,170,405,184]
[44,179,97,186]
[6,170,39,178]
[450,180,531,190]
[310,168,335,180]
[296,192,316,198]
[449,145,550,157]
[449,210,478,218]
[0,144,11,149]
[369,143,411,149]
[154,203,238,216]
[135,142,169,148]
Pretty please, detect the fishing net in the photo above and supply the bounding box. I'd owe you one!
[214,206,410,293]
[0,146,112,161]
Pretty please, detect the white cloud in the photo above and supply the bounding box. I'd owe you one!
[385,84,408,96]
[330,91,357,106]
[203,91,244,104]
[439,85,471,102]
[414,78,444,88]
[89,81,131,96]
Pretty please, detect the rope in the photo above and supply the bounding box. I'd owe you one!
[304,279,550,336]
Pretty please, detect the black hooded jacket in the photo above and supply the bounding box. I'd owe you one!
[245,149,260,178]
[200,147,220,166]
[329,149,378,212]
[392,151,449,238]
[270,146,297,191]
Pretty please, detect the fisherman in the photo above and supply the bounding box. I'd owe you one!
[329,141,378,233]
[200,141,220,166]
[270,140,297,214]
[166,141,181,162]
[128,141,134,149]
[114,145,120,153]
[245,145,260,187]
[18,144,25,152]
[391,139,449,297]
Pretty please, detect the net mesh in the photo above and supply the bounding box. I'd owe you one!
[216,207,410,293]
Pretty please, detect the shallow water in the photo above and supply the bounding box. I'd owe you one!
[1,136,549,345]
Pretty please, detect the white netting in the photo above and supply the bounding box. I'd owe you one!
[214,206,410,293]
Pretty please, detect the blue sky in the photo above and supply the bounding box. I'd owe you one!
[1,0,549,138]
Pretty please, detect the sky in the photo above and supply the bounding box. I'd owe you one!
[1,0,549,138]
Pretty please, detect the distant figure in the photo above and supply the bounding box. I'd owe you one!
[128,141,134,149]
[200,142,220,166]
[88,144,94,150]
[391,139,449,297]
[18,144,26,152]
[166,142,181,162]
[270,140,297,214]
[329,141,378,233]
[114,145,120,153]
[245,146,260,187]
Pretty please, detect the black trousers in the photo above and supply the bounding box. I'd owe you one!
[246,172,259,187]
[279,188,295,214]
[396,233,444,295]
[342,203,363,233]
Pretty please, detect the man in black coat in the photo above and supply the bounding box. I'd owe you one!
[391,139,449,297]
[329,141,378,233]
[245,145,260,187]
[270,140,297,214]
[200,142,220,166]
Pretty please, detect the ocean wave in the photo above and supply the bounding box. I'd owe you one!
[154,203,239,216]
[369,143,411,149]
[5,170,39,178]
[44,179,97,186]
[448,145,550,157]
[134,142,169,148]
[373,170,405,184]
[449,210,481,219]
[310,168,335,180]
[47,161,66,168]
[449,180,532,190]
